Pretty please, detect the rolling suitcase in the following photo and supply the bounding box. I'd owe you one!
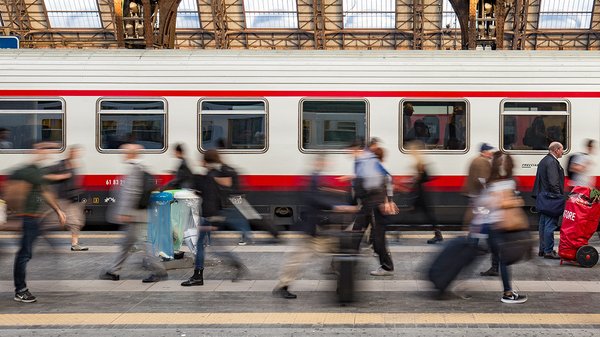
[428,237,478,294]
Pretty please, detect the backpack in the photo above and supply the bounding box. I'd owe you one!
[137,169,157,209]
[566,153,580,180]
[1,167,33,217]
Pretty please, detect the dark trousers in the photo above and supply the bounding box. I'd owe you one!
[489,229,511,292]
[368,205,393,271]
[14,216,41,293]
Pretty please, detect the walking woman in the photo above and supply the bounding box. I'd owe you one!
[483,152,528,304]
[405,141,443,244]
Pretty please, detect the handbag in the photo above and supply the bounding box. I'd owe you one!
[535,191,565,217]
[497,204,529,232]
[498,230,534,266]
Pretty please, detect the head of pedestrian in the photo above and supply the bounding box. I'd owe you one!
[32,142,60,162]
[479,143,496,159]
[174,143,185,159]
[120,143,143,162]
[548,141,564,159]
[368,137,381,151]
[585,139,596,155]
[489,151,514,182]
[202,149,222,168]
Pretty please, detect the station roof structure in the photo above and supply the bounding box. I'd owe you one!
[0,0,598,50]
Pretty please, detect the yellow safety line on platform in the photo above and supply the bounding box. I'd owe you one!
[0,313,598,326]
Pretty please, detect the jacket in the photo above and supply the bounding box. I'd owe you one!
[162,159,194,190]
[532,153,565,197]
[463,155,491,197]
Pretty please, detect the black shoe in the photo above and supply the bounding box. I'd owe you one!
[427,233,443,244]
[480,267,499,277]
[142,274,167,283]
[272,286,297,299]
[538,251,544,257]
[14,290,36,303]
[100,271,120,281]
[544,251,560,260]
[181,277,204,286]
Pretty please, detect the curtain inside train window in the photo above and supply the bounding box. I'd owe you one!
[501,101,569,152]
[538,0,594,29]
[0,99,64,151]
[401,100,468,152]
[199,100,267,151]
[343,0,395,29]
[44,0,102,29]
[98,99,166,151]
[243,0,298,29]
[301,100,367,151]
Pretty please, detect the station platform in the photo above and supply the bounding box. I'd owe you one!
[1,231,600,336]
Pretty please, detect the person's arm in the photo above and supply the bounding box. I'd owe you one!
[41,186,66,226]
[546,160,562,194]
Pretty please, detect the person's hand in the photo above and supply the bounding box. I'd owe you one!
[57,210,67,228]
[337,175,354,182]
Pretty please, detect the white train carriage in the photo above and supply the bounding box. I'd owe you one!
[0,50,599,227]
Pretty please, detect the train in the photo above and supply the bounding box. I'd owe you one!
[0,49,599,228]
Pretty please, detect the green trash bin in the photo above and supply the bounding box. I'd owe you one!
[166,189,201,252]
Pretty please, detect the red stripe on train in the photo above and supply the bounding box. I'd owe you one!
[2,89,600,98]
[79,174,545,192]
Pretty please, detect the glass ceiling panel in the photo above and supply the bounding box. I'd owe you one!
[243,0,298,29]
[442,0,460,29]
[177,0,201,29]
[343,0,396,29]
[44,0,102,29]
[538,0,594,29]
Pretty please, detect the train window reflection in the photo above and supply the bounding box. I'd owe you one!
[501,101,569,151]
[0,99,64,151]
[401,100,467,151]
[98,99,166,151]
[199,100,267,151]
[301,100,367,150]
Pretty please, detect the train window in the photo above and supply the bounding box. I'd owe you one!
[501,101,569,152]
[401,100,467,151]
[0,99,65,151]
[97,99,166,151]
[199,100,267,151]
[301,100,367,151]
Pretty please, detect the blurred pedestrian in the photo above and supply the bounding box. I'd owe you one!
[406,141,442,244]
[532,142,565,259]
[272,155,356,298]
[567,139,595,189]
[42,145,87,251]
[161,143,194,191]
[181,150,248,287]
[482,152,528,304]
[12,142,66,303]
[463,143,495,226]
[100,143,168,283]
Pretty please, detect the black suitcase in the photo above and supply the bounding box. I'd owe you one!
[428,237,478,294]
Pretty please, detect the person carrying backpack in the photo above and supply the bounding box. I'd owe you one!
[11,142,66,303]
[100,143,167,283]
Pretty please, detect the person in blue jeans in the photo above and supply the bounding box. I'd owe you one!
[181,150,248,286]
[532,142,565,259]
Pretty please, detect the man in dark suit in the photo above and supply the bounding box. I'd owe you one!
[532,142,565,259]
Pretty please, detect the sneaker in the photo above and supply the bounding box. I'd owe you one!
[237,240,247,246]
[370,267,394,276]
[272,286,297,299]
[480,267,499,277]
[427,234,444,244]
[544,251,560,260]
[501,291,527,304]
[100,271,120,281]
[181,277,204,287]
[14,290,36,303]
[142,274,168,283]
[71,244,89,251]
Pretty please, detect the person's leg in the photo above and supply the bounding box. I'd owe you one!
[419,195,443,244]
[182,219,208,286]
[14,217,40,294]
[370,207,393,273]
[273,236,313,298]
[106,223,136,274]
[538,214,546,254]
[541,214,558,254]
[222,208,252,244]
[69,201,88,250]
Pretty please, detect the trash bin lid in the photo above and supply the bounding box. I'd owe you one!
[150,191,174,203]
[173,189,200,200]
